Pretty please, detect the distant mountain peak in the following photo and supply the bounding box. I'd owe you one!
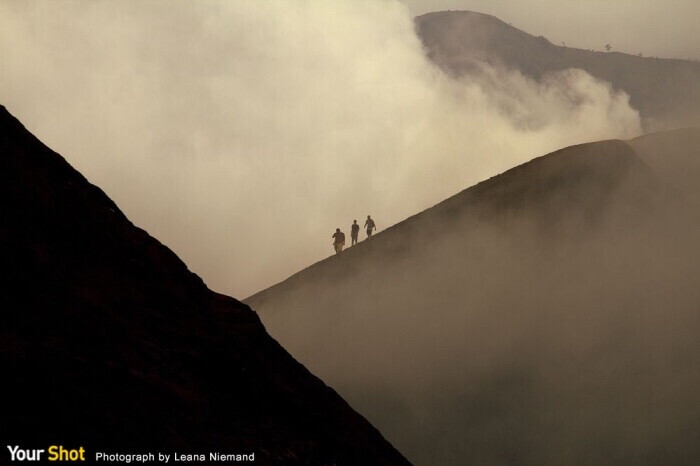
[415,10,700,129]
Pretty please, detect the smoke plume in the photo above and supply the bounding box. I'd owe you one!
[0,0,641,296]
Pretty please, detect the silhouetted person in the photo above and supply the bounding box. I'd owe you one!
[332,228,345,254]
[350,220,360,245]
[364,215,376,238]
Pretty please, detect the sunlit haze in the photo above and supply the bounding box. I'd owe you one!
[4,1,693,296]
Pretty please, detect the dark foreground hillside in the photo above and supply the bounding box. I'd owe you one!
[0,105,409,465]
[248,135,700,465]
[415,10,700,129]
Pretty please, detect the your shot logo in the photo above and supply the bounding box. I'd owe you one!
[7,445,85,462]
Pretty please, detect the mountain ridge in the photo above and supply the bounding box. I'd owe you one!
[245,137,669,303]
[415,10,700,129]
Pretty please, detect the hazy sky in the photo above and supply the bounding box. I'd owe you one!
[0,1,648,297]
[404,0,700,60]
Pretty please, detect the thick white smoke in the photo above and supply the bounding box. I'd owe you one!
[0,0,641,296]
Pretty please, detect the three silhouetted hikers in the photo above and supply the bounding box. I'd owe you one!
[364,215,376,238]
[332,228,345,254]
[351,220,360,245]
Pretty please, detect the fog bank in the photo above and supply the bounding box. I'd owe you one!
[0,0,640,296]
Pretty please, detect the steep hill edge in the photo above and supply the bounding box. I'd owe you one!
[246,138,653,304]
[0,104,409,465]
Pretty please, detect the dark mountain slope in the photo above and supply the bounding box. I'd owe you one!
[247,137,700,465]
[415,11,700,128]
[0,104,409,465]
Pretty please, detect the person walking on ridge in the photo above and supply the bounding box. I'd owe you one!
[332,228,345,254]
[350,220,360,246]
[364,215,376,238]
